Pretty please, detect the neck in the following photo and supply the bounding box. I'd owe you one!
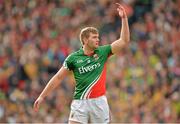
[83,46,94,56]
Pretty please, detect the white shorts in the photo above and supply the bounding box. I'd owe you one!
[69,95,110,123]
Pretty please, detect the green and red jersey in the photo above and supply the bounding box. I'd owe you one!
[63,45,112,99]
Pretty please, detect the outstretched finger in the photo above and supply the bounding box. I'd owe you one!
[116,3,124,10]
[119,6,126,13]
[115,3,122,6]
[116,4,126,15]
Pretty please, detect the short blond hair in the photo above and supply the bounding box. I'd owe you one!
[79,27,99,45]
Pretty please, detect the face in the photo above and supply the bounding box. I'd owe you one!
[85,33,100,50]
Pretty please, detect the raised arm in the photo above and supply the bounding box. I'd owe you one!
[111,3,130,54]
[33,66,70,112]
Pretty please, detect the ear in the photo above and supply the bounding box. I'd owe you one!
[83,37,88,45]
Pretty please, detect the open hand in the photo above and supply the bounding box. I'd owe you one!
[116,3,127,18]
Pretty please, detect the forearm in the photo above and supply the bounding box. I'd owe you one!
[39,74,61,99]
[120,17,130,43]
[111,17,130,54]
[38,67,68,99]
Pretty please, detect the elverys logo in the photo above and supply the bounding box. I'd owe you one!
[78,63,101,74]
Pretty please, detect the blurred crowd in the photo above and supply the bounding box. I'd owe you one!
[0,0,179,123]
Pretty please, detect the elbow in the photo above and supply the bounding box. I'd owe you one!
[125,35,130,43]
[122,37,130,45]
[126,38,130,44]
[122,39,130,48]
[124,38,130,43]
[121,35,130,44]
[125,31,130,43]
[125,35,130,44]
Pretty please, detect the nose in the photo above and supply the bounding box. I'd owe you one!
[97,38,100,42]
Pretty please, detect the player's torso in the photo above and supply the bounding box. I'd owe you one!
[72,48,108,99]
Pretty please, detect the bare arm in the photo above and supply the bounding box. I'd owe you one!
[33,66,70,112]
[111,3,130,54]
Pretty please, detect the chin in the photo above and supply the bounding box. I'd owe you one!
[94,46,98,49]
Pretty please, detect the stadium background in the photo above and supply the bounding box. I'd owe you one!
[0,0,179,123]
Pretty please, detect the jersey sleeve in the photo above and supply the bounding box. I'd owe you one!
[63,54,74,71]
[99,44,112,57]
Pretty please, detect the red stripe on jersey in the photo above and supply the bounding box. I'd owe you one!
[87,64,107,98]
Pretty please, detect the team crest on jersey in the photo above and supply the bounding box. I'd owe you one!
[93,54,99,60]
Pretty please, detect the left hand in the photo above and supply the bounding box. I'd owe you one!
[116,3,127,18]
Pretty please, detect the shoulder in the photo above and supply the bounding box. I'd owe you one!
[98,44,111,49]
[97,44,111,51]
[70,49,82,57]
[96,45,112,57]
[66,49,83,60]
